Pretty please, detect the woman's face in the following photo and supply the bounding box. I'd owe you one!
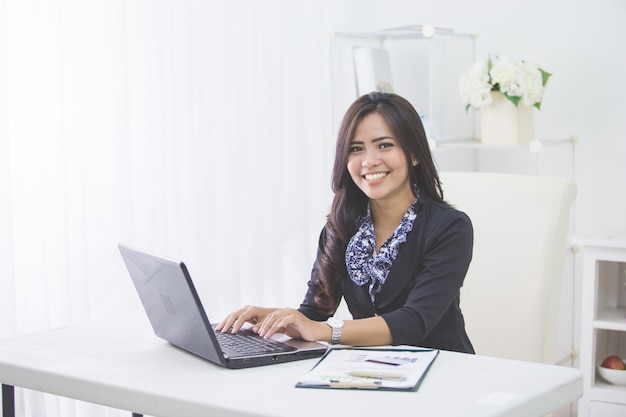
[346,113,414,206]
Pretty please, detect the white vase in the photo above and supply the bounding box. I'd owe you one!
[480,91,534,145]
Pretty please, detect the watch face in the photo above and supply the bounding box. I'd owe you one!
[328,317,344,328]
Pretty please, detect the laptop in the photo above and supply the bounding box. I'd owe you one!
[118,243,327,368]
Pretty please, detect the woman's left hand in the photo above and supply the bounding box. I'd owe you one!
[257,308,328,342]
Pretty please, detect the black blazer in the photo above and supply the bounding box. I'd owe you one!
[298,195,475,354]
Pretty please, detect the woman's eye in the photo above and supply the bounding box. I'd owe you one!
[349,146,363,153]
[379,142,394,149]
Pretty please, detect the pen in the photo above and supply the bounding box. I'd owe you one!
[347,371,407,381]
[329,381,380,389]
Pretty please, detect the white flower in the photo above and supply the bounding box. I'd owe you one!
[458,61,492,109]
[490,56,524,96]
[519,61,544,106]
[459,55,551,110]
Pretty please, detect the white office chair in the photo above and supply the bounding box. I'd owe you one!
[440,171,577,364]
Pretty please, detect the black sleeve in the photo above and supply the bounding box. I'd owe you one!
[297,228,333,322]
[381,209,473,346]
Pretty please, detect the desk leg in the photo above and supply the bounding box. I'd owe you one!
[2,384,15,417]
[1,384,142,417]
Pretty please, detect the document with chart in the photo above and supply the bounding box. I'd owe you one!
[295,348,439,391]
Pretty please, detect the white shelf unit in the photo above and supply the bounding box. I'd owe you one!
[330,27,476,143]
[329,27,578,180]
[432,137,578,178]
[576,230,626,417]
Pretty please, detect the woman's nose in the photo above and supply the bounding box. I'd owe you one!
[361,156,380,168]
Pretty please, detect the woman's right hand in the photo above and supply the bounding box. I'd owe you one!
[215,305,279,335]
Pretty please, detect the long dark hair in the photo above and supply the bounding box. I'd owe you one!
[314,92,444,313]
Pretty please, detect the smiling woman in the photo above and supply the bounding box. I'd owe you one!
[0,1,333,416]
[218,92,474,355]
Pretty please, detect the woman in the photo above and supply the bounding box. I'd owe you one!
[217,92,474,353]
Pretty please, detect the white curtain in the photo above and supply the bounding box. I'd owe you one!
[0,1,336,415]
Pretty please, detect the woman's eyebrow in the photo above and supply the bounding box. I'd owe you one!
[372,136,394,142]
[350,136,394,144]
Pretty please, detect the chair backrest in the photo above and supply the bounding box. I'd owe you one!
[439,171,577,364]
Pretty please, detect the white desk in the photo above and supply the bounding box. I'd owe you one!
[0,313,582,417]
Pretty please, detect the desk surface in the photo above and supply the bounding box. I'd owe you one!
[0,313,582,417]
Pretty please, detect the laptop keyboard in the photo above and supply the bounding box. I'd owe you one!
[214,329,295,355]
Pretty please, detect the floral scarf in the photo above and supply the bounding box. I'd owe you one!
[345,199,418,304]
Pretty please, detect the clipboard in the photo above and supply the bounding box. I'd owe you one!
[295,347,439,391]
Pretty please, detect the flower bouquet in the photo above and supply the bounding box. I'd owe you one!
[458,55,551,145]
[459,55,551,110]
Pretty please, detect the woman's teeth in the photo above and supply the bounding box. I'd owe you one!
[364,172,387,181]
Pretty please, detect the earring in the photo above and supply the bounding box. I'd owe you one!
[411,157,418,166]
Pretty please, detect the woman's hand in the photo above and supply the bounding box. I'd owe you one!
[215,305,278,335]
[256,308,328,341]
[216,306,329,342]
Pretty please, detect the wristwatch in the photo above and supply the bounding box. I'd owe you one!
[326,317,344,345]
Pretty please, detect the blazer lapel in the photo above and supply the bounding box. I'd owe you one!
[341,275,377,317]
[374,200,429,311]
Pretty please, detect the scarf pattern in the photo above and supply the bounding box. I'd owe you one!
[345,199,418,304]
